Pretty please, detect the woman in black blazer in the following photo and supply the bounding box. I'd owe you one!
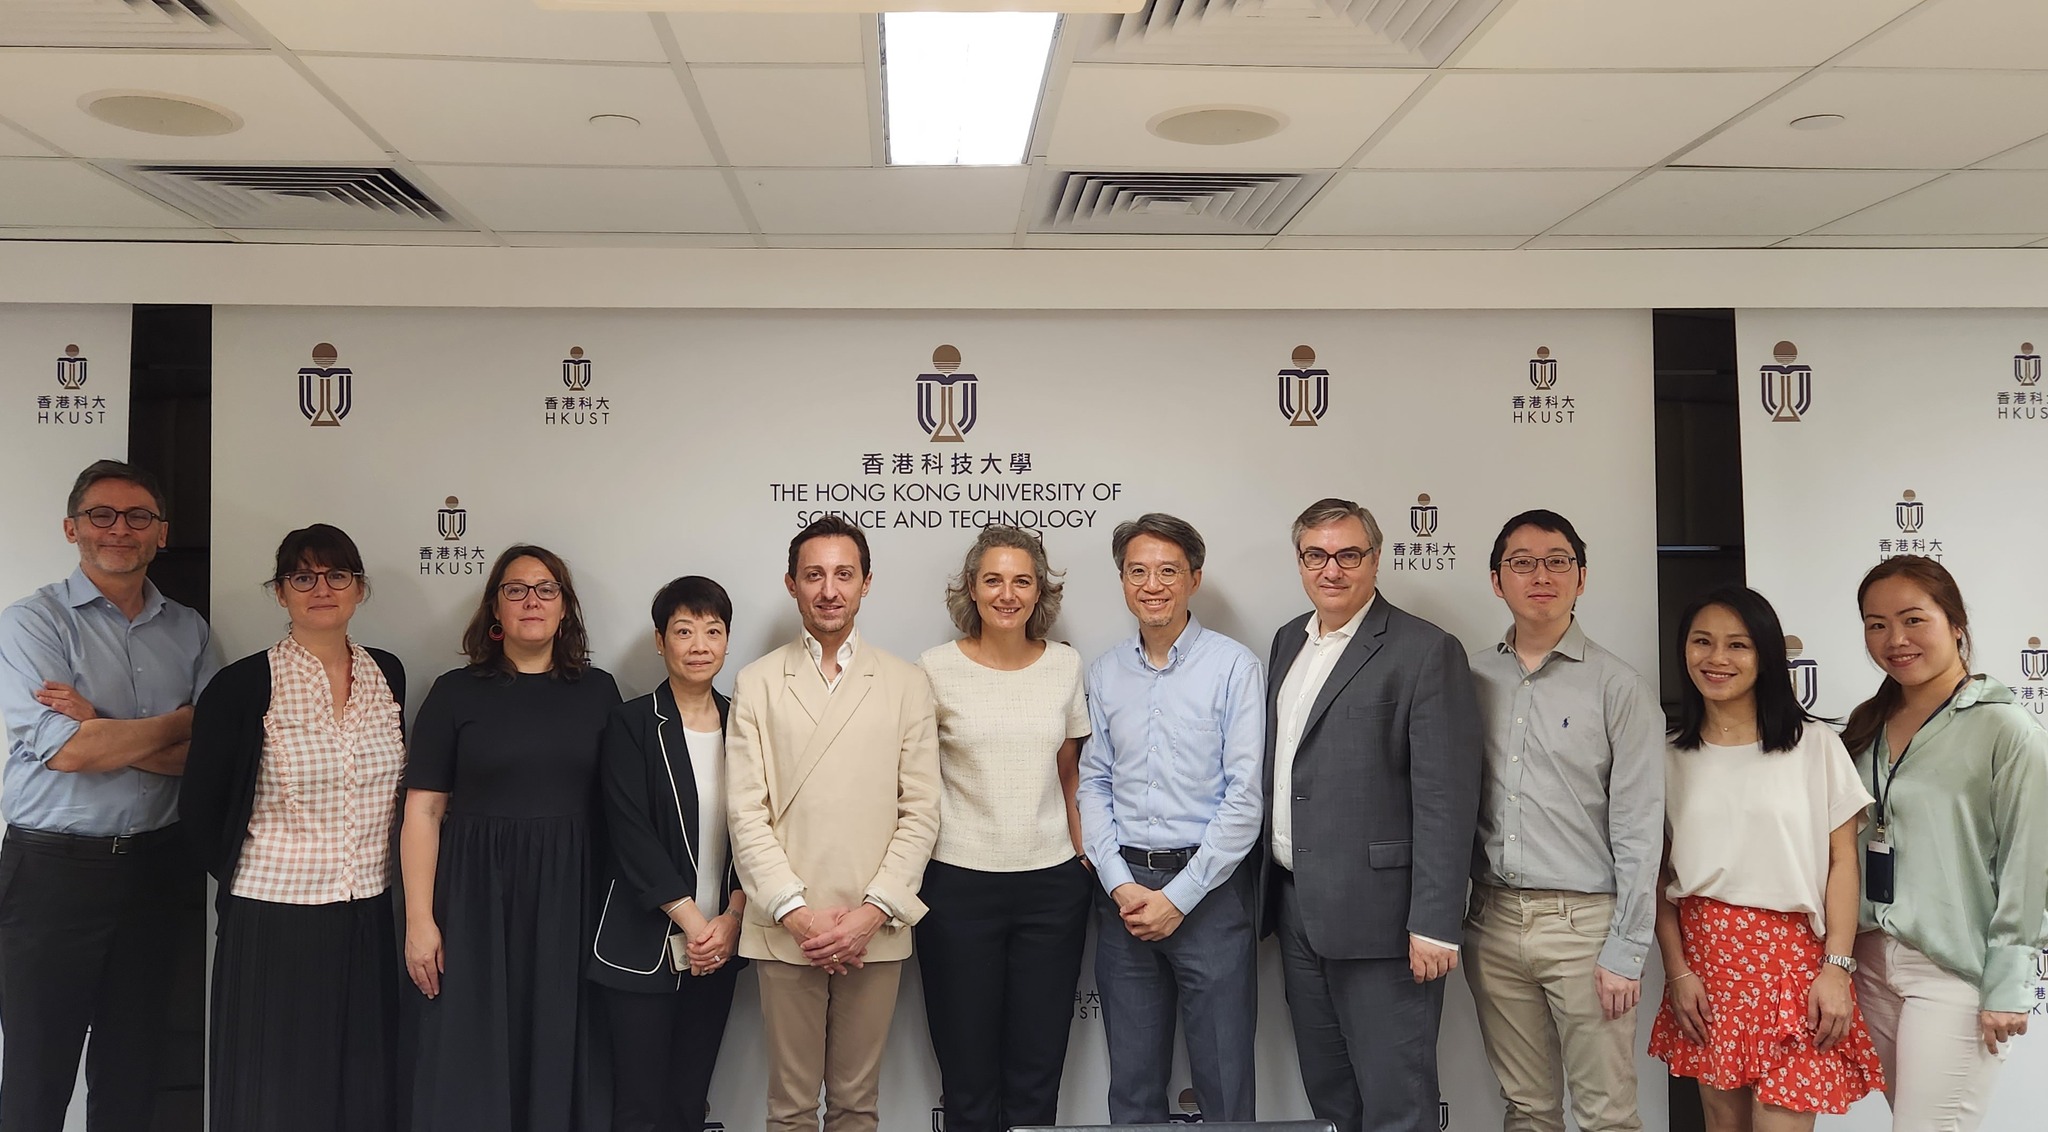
[589,575,746,1132]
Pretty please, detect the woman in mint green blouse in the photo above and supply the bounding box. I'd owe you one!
[1842,555,2048,1132]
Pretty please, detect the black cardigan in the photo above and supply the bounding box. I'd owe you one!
[587,680,742,992]
[181,645,407,921]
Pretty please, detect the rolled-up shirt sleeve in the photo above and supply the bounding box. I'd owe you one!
[0,603,83,765]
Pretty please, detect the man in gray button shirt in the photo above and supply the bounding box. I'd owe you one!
[0,460,216,1132]
[1464,509,1661,1132]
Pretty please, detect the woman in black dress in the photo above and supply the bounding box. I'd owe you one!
[400,544,620,1132]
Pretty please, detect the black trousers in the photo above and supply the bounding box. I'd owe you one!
[915,857,1092,1132]
[597,963,740,1132]
[0,826,188,1132]
[210,893,399,1132]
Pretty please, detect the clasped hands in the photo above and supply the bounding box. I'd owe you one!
[781,903,886,975]
[670,901,741,977]
[1111,883,1184,941]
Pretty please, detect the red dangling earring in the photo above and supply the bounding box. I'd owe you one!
[489,622,505,641]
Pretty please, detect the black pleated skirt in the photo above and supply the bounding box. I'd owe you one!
[210,891,400,1132]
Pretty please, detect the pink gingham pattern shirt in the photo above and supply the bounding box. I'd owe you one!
[230,636,406,904]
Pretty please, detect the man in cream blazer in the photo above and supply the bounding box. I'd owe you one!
[727,515,941,1132]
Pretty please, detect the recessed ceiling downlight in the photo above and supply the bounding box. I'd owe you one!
[588,113,641,131]
[1148,107,1285,146]
[82,92,240,137]
[1788,113,1846,131]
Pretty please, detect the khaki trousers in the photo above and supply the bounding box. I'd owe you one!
[1463,885,1642,1132]
[757,958,904,1132]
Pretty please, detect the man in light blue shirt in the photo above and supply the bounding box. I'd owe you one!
[1077,512,1265,1124]
[0,459,216,1132]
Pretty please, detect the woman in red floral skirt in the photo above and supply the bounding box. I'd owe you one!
[1649,585,1884,1130]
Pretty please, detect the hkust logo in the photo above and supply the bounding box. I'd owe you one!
[2020,637,2047,719]
[544,345,610,425]
[916,344,977,443]
[1389,494,1457,572]
[1760,340,1812,423]
[419,496,486,577]
[1997,340,2043,421]
[34,343,109,425]
[297,343,352,427]
[1878,488,1943,562]
[1276,344,1329,426]
[1786,635,1819,711]
[1511,345,1575,423]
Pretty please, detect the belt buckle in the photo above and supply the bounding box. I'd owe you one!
[109,834,131,856]
[1148,849,1178,870]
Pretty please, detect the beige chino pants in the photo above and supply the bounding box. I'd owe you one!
[1463,884,1643,1132]
[757,958,904,1132]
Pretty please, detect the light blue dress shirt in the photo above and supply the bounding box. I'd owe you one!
[1076,613,1265,914]
[0,569,217,835]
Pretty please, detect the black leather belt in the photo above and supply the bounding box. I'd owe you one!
[5,824,180,857]
[1120,845,1198,871]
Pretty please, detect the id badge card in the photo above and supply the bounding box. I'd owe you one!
[1866,839,1895,904]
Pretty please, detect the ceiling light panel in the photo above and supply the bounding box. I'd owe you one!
[233,0,666,62]
[307,57,715,166]
[883,13,1057,166]
[1682,71,2048,170]
[0,53,383,160]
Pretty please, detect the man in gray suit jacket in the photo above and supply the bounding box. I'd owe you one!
[1253,497,1484,1132]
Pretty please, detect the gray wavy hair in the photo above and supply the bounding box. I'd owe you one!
[944,525,1065,640]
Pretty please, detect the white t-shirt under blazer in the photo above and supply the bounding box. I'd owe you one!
[1663,721,1874,938]
[918,639,1091,873]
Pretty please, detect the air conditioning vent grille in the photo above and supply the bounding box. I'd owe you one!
[113,165,467,231]
[0,0,251,49]
[1037,170,1328,235]
[1079,0,1506,67]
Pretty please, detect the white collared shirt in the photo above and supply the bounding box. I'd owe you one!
[802,627,859,692]
[1271,597,1373,868]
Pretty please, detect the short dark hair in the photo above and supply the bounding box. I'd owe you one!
[67,459,166,517]
[269,523,370,598]
[1669,585,1825,754]
[787,515,871,579]
[462,544,591,681]
[1111,513,1206,572]
[1489,508,1588,576]
[650,575,733,633]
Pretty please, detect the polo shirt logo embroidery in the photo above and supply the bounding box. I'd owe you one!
[1276,343,1329,426]
[916,344,977,443]
[1761,340,1812,422]
[545,345,610,425]
[296,342,351,426]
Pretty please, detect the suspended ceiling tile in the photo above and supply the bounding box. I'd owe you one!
[308,57,714,166]
[0,51,384,161]
[1811,170,2048,235]
[235,0,667,62]
[1774,233,2045,247]
[692,66,871,167]
[1456,0,1921,69]
[0,119,54,157]
[1844,0,2048,70]
[1520,234,1784,248]
[0,158,202,227]
[421,164,748,232]
[501,232,757,247]
[222,229,502,245]
[737,166,1028,235]
[1682,70,2048,170]
[1266,235,1528,249]
[1974,133,2048,170]
[0,226,231,241]
[1550,168,1941,236]
[1288,170,1635,236]
[666,14,865,63]
[1358,71,1793,169]
[758,233,1014,248]
[1046,65,1426,170]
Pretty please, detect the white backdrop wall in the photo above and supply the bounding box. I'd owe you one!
[1738,309,2048,1131]
[211,305,1664,1131]
[0,305,132,1131]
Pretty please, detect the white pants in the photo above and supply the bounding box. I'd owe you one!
[1854,931,2008,1132]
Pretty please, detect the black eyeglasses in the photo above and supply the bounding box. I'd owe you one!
[1500,554,1579,575]
[1299,547,1373,570]
[280,569,359,592]
[499,581,563,602]
[72,507,164,531]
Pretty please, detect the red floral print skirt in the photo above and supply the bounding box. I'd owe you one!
[1649,896,1885,1113]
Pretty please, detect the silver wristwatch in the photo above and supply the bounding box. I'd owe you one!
[1824,953,1859,974]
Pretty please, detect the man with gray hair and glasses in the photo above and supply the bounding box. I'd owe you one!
[0,459,217,1132]
[1464,508,1661,1132]
[1252,497,1482,1132]
[1076,512,1265,1124]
